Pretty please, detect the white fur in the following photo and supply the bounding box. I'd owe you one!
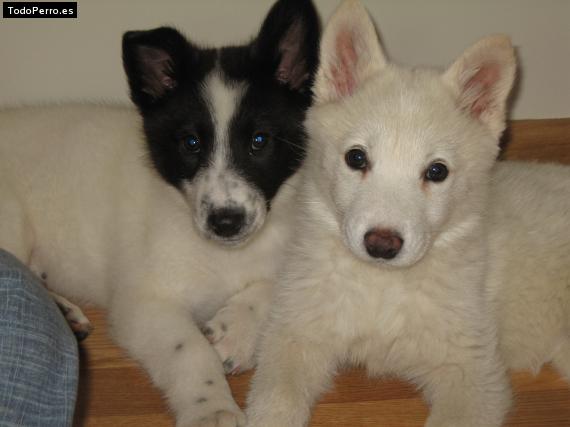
[188,72,267,245]
[245,1,569,427]
[487,161,570,376]
[0,103,295,427]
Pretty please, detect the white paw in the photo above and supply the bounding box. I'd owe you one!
[182,409,246,427]
[49,291,93,341]
[202,303,260,375]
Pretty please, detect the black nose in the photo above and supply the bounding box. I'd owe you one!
[208,208,246,238]
[364,229,404,259]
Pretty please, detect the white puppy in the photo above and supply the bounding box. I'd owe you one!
[245,1,570,427]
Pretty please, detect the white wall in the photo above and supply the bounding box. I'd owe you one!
[0,0,568,119]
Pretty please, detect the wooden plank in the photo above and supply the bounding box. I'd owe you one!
[501,118,570,164]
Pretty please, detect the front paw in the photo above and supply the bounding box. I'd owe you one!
[202,303,260,375]
[180,408,246,427]
[50,292,93,341]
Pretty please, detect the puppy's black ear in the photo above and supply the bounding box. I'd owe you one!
[122,27,193,108]
[251,0,320,92]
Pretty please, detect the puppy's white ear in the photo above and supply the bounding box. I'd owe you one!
[314,0,386,104]
[443,35,516,138]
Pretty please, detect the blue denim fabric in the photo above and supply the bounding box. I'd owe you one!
[0,250,78,427]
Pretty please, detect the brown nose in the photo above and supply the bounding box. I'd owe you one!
[364,229,404,259]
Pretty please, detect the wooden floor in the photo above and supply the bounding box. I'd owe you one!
[74,119,570,427]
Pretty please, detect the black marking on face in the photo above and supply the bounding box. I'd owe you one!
[140,68,218,188]
[219,72,310,203]
[219,0,321,203]
[123,0,319,190]
[122,0,320,242]
[41,272,47,281]
[123,27,217,188]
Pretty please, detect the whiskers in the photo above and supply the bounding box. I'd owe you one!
[273,134,306,156]
[274,135,326,160]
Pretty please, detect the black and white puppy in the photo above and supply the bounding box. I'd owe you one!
[0,0,319,425]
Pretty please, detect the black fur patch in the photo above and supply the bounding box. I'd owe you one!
[122,0,320,205]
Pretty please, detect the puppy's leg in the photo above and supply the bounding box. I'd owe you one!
[204,280,272,374]
[246,326,338,427]
[109,291,245,427]
[48,291,93,341]
[420,345,511,427]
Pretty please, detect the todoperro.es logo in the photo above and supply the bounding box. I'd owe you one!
[3,2,77,18]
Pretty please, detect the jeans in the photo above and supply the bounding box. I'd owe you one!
[0,250,78,426]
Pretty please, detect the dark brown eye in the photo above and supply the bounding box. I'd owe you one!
[345,148,368,170]
[425,162,448,182]
[181,135,201,154]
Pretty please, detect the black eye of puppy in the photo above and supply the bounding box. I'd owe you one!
[251,132,269,154]
[345,148,368,170]
[181,135,201,154]
[425,162,449,182]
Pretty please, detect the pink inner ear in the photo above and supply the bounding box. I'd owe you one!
[276,20,309,89]
[331,29,358,97]
[465,63,501,117]
[138,46,177,97]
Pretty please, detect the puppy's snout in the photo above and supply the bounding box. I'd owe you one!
[208,208,246,238]
[364,229,404,260]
